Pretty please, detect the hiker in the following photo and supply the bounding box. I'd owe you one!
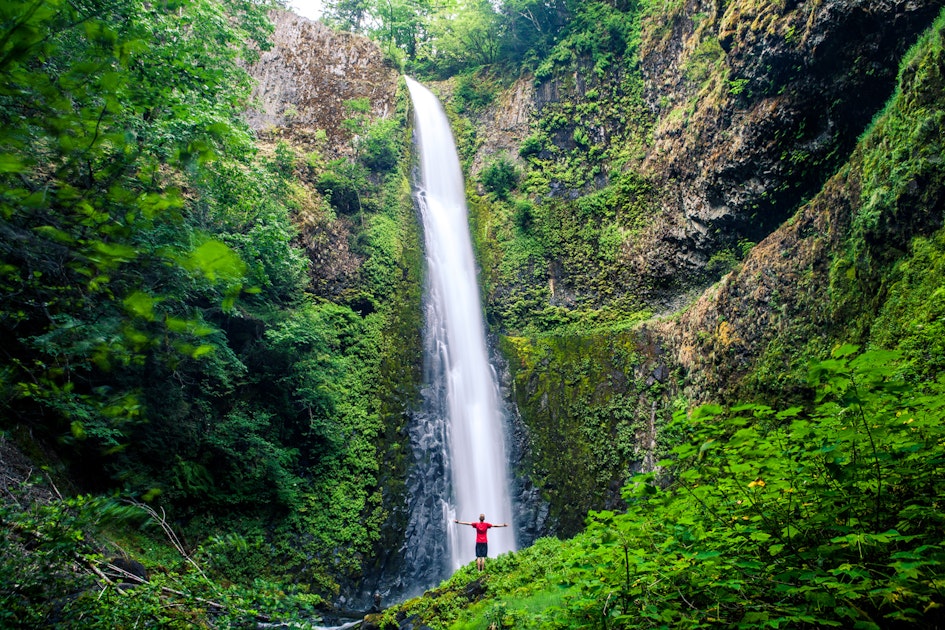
[454,514,508,571]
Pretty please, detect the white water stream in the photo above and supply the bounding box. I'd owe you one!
[405,77,517,570]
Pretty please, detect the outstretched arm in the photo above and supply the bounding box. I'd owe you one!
[454,519,472,525]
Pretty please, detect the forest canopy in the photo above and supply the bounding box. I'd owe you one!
[320,0,616,77]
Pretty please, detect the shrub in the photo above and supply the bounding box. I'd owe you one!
[358,119,401,172]
[455,73,496,112]
[513,199,535,232]
[519,133,544,159]
[480,154,520,199]
[316,159,367,214]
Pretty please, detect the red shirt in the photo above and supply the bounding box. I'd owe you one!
[473,521,492,543]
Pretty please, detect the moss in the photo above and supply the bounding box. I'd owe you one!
[500,329,668,536]
[368,86,427,581]
[869,230,945,380]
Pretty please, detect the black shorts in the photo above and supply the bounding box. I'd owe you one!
[475,542,488,558]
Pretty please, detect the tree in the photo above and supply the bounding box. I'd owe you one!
[323,0,374,32]
[496,0,573,63]
[0,0,274,471]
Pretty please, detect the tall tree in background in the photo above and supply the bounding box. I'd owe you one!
[322,0,374,31]
[321,0,578,74]
[418,0,502,73]
[497,0,573,62]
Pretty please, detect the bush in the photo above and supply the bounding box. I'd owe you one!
[455,73,495,112]
[513,199,535,232]
[480,154,520,199]
[358,119,401,172]
[518,133,544,159]
[316,159,368,214]
[389,346,945,629]
[272,141,296,178]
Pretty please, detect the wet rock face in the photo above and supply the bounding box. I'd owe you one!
[639,0,945,292]
[245,10,399,152]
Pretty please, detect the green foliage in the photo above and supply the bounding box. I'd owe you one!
[0,0,269,468]
[455,71,497,112]
[272,140,297,177]
[323,0,374,31]
[409,1,505,76]
[849,9,945,269]
[345,96,372,115]
[317,158,369,214]
[359,117,402,172]
[0,488,321,627]
[518,133,545,159]
[569,347,945,629]
[0,0,424,610]
[870,232,945,380]
[533,2,638,81]
[480,154,520,199]
[512,199,536,233]
[472,168,653,336]
[324,0,636,78]
[193,159,309,304]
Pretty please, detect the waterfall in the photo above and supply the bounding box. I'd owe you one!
[404,76,517,576]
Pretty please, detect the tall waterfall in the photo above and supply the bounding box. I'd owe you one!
[404,77,517,574]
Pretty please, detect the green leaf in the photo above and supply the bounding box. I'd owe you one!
[123,291,156,320]
[33,225,75,244]
[0,153,27,173]
[832,343,860,358]
[698,439,717,454]
[183,240,246,282]
[90,241,137,266]
[191,345,215,358]
[71,421,86,439]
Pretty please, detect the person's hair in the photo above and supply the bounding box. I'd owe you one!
[479,514,485,521]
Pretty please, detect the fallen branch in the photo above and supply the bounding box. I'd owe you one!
[127,500,212,586]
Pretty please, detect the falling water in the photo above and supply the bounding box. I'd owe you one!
[404,77,517,574]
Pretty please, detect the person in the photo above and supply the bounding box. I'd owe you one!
[454,513,508,571]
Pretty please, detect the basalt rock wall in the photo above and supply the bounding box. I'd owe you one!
[461,0,943,304]
[246,10,399,153]
[456,1,945,538]
[636,0,945,292]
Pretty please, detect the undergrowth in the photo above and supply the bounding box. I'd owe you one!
[0,488,323,627]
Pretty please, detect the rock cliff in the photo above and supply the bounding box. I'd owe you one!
[246,10,403,301]
[660,16,945,404]
[452,1,945,536]
[636,0,944,293]
[246,10,399,153]
[460,0,943,304]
